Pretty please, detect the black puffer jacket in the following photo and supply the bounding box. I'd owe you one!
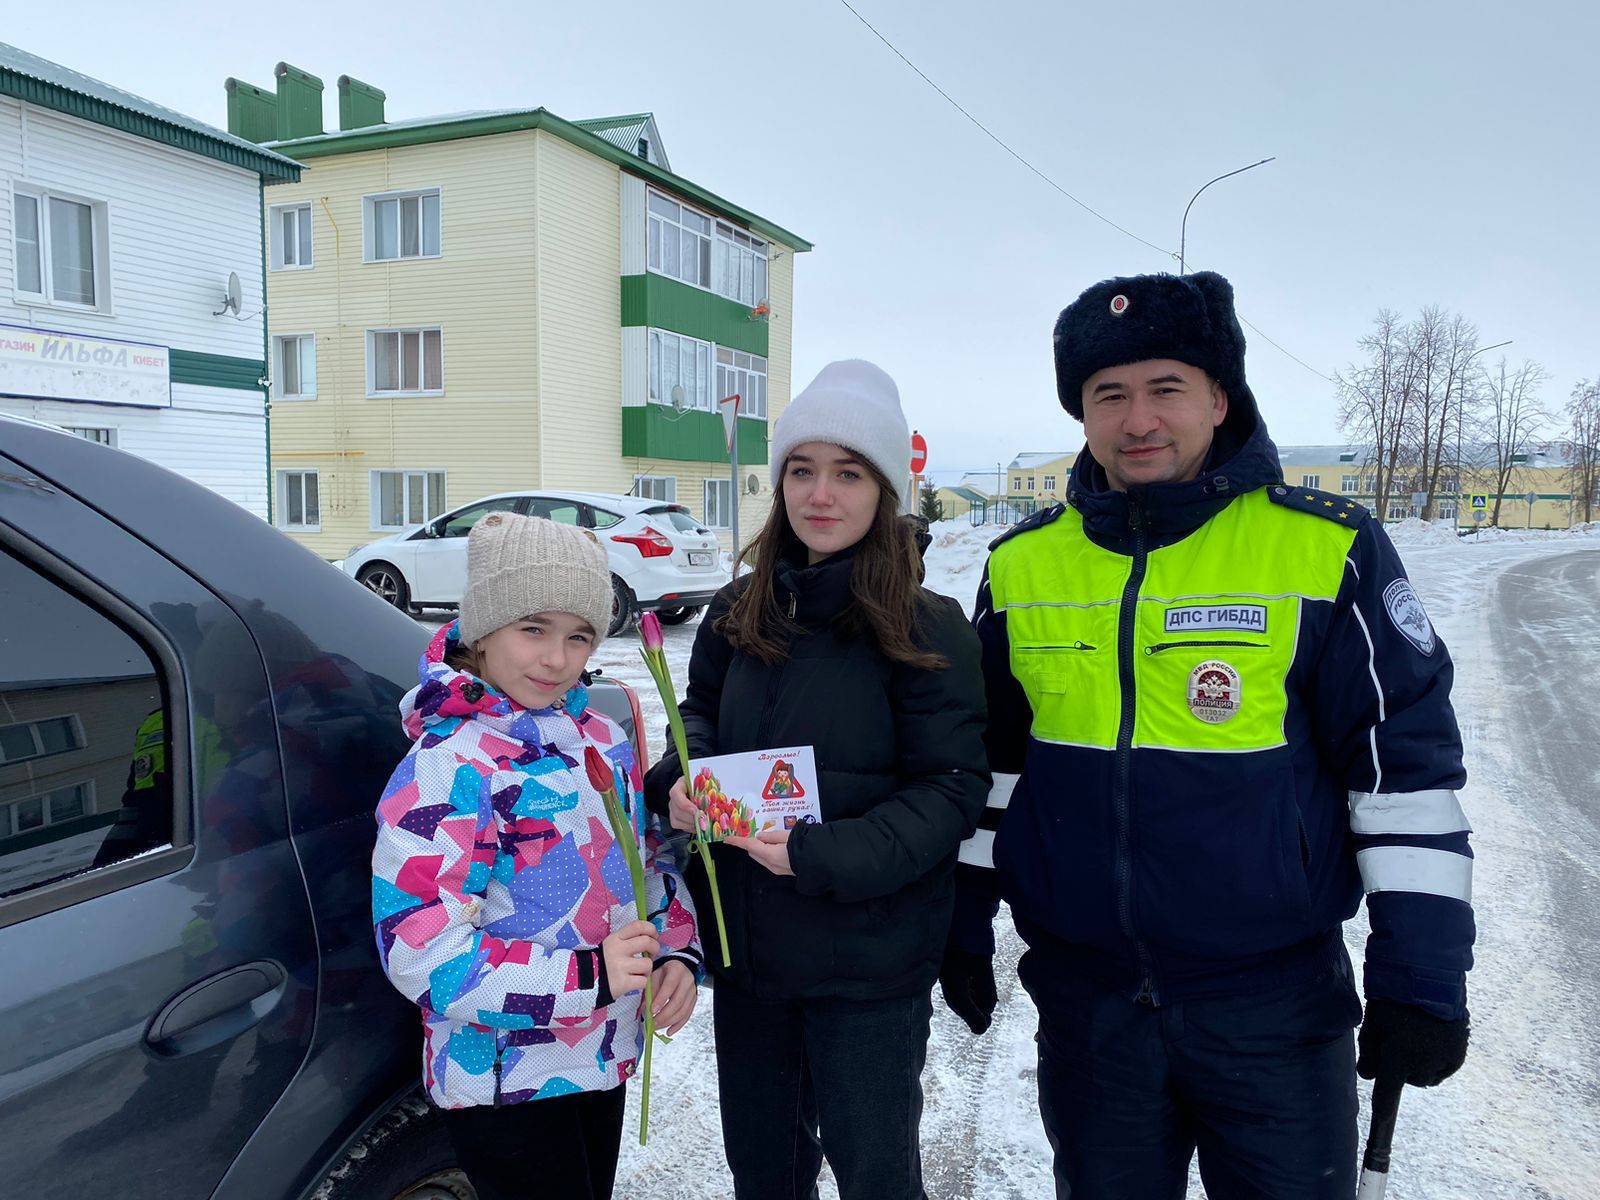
[643,544,990,1000]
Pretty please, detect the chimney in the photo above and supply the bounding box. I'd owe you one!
[224,77,278,142]
[273,62,325,141]
[337,75,387,130]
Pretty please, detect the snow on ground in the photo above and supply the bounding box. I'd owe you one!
[436,517,1600,1198]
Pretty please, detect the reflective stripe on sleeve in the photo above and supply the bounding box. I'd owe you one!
[1348,789,1471,836]
[987,773,1018,811]
[1357,845,1473,902]
[958,828,996,869]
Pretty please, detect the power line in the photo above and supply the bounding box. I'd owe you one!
[835,1,1339,386]
[1238,315,1337,384]
[835,0,1173,260]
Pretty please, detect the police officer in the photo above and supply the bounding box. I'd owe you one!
[938,272,1474,1198]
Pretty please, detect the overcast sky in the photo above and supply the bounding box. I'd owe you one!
[10,1,1594,481]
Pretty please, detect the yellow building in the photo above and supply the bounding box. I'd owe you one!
[1276,444,1579,530]
[223,65,810,557]
[1004,451,1078,506]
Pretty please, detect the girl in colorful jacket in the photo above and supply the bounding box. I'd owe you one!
[372,512,701,1200]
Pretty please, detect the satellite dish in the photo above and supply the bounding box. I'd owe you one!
[746,473,761,495]
[670,384,687,413]
[214,271,243,317]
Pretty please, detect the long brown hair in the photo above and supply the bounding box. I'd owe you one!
[717,452,948,670]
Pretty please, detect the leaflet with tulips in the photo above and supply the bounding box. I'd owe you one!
[689,746,822,842]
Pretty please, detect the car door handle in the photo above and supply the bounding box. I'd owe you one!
[144,961,286,1056]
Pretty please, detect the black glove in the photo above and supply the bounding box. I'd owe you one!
[1356,997,1470,1087]
[939,946,997,1035]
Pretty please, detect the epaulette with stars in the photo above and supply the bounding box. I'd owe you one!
[1265,483,1371,527]
[987,502,1066,552]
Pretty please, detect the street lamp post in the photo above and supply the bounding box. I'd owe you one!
[1179,158,1276,274]
[1457,340,1513,524]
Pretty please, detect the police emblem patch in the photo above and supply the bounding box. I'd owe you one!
[1383,578,1436,656]
[1109,294,1130,315]
[1187,660,1241,724]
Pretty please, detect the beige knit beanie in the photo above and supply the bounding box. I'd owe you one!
[458,513,613,646]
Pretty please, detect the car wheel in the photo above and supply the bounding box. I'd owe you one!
[609,575,636,638]
[313,1094,475,1200]
[655,606,701,625]
[357,563,411,611]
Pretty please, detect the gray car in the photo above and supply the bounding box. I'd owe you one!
[0,416,642,1199]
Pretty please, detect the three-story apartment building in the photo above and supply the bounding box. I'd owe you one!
[229,65,809,557]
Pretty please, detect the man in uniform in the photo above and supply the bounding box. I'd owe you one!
[939,271,1474,1198]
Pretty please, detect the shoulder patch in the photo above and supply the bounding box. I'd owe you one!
[987,503,1066,552]
[1265,484,1371,527]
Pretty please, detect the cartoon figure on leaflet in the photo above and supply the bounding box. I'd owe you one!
[762,759,805,800]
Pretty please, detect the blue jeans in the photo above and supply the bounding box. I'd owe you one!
[1020,946,1362,1199]
[712,983,932,1200]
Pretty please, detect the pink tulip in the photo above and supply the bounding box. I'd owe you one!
[640,610,664,652]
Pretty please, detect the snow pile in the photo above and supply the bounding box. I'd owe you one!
[1384,517,1463,547]
[922,519,994,612]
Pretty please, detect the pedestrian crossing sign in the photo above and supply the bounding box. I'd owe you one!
[1469,494,1488,510]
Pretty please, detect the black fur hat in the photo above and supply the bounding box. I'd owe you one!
[1053,271,1253,419]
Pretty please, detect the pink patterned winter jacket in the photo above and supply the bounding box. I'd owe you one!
[372,622,700,1108]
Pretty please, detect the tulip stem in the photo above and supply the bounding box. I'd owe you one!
[641,647,733,968]
[590,755,656,1146]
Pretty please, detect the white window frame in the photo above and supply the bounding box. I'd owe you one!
[367,327,444,396]
[363,188,442,262]
[633,475,677,502]
[0,714,85,765]
[1301,474,1321,489]
[1341,474,1360,493]
[712,220,769,307]
[370,469,448,531]
[269,202,314,271]
[273,333,317,400]
[648,329,714,411]
[1027,476,1036,491]
[2,781,94,836]
[1043,474,1057,491]
[10,182,111,312]
[65,426,116,447]
[1437,503,1458,521]
[646,189,712,289]
[715,347,769,419]
[703,478,734,529]
[277,469,321,532]
[1386,503,1410,521]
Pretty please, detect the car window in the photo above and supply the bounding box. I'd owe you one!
[0,550,170,899]
[588,506,624,530]
[646,506,705,534]
[437,500,520,538]
[527,500,581,526]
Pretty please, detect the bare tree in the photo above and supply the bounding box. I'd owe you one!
[1337,310,1410,522]
[1405,309,1478,520]
[1477,358,1548,526]
[1566,378,1600,526]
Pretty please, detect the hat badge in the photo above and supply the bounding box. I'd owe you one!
[1109,294,1130,316]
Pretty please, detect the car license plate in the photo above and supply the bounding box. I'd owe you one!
[688,551,712,566]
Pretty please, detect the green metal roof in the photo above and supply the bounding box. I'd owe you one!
[574,113,652,132]
[268,106,811,252]
[0,42,301,183]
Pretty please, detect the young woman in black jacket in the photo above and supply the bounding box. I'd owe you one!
[643,359,989,1200]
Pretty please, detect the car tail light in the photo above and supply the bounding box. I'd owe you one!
[620,678,649,766]
[611,525,674,558]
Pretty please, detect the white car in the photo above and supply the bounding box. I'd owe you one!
[342,490,728,636]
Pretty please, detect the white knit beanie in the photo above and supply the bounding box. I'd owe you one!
[458,513,613,646]
[769,360,912,502]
